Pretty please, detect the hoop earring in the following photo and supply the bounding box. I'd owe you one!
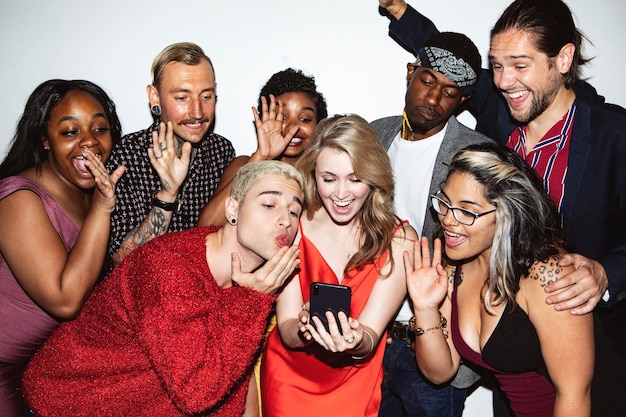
[151,105,161,117]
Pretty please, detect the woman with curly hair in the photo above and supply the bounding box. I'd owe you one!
[198,68,327,226]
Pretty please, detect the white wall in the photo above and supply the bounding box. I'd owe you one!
[1,0,624,158]
[1,1,624,415]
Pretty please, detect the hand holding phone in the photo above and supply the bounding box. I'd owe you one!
[309,282,351,334]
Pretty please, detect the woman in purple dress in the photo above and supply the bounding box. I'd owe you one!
[0,79,125,415]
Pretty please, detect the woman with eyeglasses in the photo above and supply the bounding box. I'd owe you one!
[403,142,626,417]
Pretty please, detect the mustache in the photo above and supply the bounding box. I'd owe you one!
[178,117,211,125]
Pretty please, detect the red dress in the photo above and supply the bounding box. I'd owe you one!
[261,227,391,417]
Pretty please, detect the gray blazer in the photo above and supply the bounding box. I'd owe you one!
[372,114,493,244]
[371,114,493,389]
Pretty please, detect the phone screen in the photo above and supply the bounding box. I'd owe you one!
[309,282,351,334]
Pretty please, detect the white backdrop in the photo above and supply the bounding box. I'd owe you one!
[1,0,624,158]
[1,1,624,415]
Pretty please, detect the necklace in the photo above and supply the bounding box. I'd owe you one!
[401,110,417,141]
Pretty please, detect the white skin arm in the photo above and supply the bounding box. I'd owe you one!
[544,254,607,315]
[0,149,125,319]
[378,0,408,20]
[277,223,417,357]
[405,237,461,384]
[112,121,191,264]
[524,255,593,417]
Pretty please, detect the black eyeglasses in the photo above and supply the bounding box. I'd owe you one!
[430,194,496,226]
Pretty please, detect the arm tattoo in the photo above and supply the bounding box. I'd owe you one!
[112,207,171,265]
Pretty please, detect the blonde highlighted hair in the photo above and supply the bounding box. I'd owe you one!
[296,114,399,276]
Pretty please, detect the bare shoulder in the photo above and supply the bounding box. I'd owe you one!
[391,221,418,249]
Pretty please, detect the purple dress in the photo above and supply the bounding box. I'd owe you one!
[0,176,79,416]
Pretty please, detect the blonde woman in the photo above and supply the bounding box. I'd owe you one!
[261,115,417,416]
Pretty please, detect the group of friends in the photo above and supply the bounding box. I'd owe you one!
[0,0,625,416]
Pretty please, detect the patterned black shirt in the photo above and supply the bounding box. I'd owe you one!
[105,121,235,258]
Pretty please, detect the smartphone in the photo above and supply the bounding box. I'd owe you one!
[309,282,351,334]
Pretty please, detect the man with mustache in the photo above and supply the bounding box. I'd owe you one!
[105,42,235,269]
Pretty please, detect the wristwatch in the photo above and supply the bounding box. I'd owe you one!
[152,192,181,212]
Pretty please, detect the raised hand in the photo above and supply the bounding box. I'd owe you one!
[147,121,192,199]
[230,245,301,294]
[251,95,298,161]
[378,0,408,19]
[404,237,448,311]
[84,148,126,214]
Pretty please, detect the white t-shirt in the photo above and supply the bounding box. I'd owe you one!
[387,123,447,323]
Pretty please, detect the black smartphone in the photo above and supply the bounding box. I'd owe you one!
[309,282,352,334]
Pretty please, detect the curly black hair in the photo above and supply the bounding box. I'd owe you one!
[257,68,328,122]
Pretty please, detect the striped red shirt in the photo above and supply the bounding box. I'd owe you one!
[506,103,576,210]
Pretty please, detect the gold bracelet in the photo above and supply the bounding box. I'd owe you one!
[408,312,449,339]
[351,329,375,360]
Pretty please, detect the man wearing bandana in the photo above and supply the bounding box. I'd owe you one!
[371,31,493,417]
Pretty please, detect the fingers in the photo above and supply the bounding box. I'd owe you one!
[557,253,575,267]
[150,122,175,160]
[267,94,278,121]
[403,249,414,275]
[545,266,603,314]
[412,238,423,269]
[150,123,164,159]
[284,125,298,144]
[545,276,601,312]
[258,94,284,121]
[420,236,431,267]
[178,141,193,164]
[252,106,261,127]
[108,165,127,185]
[548,288,599,315]
[432,238,442,267]
[83,149,108,182]
[260,95,269,121]
[251,246,301,293]
[230,252,242,282]
[315,311,357,353]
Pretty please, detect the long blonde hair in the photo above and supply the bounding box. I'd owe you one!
[296,114,399,276]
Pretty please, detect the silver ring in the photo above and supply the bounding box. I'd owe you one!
[159,142,166,151]
[155,154,163,159]
[345,336,355,344]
